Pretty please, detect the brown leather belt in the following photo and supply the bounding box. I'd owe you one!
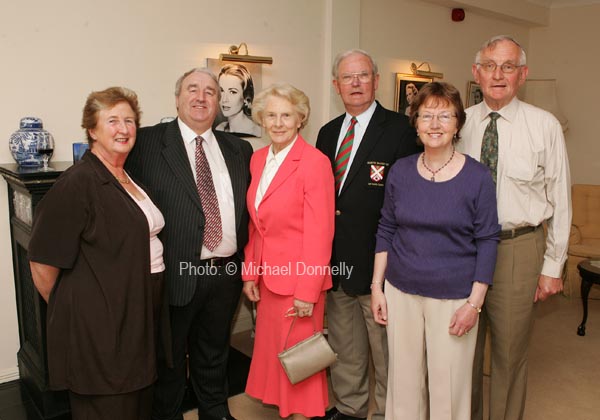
[199,254,238,267]
[499,225,540,240]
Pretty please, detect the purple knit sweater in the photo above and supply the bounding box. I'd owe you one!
[375,153,500,299]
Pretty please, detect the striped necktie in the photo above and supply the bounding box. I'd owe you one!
[195,136,222,251]
[334,117,357,193]
[481,112,500,183]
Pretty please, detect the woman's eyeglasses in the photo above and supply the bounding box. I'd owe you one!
[417,113,457,124]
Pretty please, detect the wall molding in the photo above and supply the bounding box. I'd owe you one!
[0,367,19,384]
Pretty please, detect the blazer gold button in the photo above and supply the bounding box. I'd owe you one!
[335,210,341,216]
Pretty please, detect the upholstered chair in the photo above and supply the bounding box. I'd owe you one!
[566,184,600,298]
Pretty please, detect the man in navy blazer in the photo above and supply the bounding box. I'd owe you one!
[126,68,252,420]
[314,50,419,420]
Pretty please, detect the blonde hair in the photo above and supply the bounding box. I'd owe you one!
[252,83,310,129]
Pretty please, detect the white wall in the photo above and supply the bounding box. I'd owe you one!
[0,0,333,381]
[360,0,529,114]
[529,4,600,184]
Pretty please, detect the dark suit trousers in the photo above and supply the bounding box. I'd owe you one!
[152,260,243,420]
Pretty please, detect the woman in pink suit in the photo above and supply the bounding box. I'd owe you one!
[242,83,335,419]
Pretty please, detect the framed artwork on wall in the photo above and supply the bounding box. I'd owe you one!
[466,81,483,107]
[394,73,433,116]
[207,58,263,138]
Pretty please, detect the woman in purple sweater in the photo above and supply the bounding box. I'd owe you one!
[370,82,500,420]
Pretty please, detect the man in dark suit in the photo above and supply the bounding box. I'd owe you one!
[126,68,252,420]
[314,50,419,420]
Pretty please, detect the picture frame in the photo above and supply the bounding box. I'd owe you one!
[466,81,483,107]
[394,73,433,116]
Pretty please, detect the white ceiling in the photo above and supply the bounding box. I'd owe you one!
[527,0,600,7]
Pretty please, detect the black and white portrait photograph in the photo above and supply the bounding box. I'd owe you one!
[467,81,483,107]
[207,59,263,138]
[394,73,433,116]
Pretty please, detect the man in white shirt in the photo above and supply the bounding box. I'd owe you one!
[127,68,252,420]
[459,35,571,420]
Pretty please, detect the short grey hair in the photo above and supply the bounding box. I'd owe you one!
[174,67,220,99]
[332,49,378,79]
[474,35,527,66]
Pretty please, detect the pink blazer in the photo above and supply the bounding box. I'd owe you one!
[242,136,335,303]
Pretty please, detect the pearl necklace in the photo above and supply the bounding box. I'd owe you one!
[421,147,455,182]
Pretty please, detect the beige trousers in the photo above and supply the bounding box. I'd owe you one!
[471,228,545,420]
[385,284,478,420]
[327,288,388,419]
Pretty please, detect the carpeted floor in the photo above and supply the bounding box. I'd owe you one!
[2,297,595,419]
[184,296,600,420]
[522,296,600,420]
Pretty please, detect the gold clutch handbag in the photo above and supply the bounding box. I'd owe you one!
[277,312,337,385]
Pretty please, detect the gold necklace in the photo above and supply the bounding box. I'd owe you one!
[421,147,455,182]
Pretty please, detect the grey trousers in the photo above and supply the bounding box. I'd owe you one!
[327,288,388,420]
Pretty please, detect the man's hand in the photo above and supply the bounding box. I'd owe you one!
[534,274,563,302]
[243,281,260,302]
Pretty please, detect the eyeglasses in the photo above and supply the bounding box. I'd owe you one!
[338,72,373,85]
[417,113,456,125]
[476,61,523,74]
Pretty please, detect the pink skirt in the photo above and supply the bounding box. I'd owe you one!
[245,282,329,418]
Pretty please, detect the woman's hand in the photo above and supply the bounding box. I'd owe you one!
[243,281,260,302]
[371,288,388,326]
[293,299,314,318]
[450,281,488,337]
[448,302,479,337]
[371,252,388,325]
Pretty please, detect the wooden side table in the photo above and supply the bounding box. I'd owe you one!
[0,161,71,419]
[576,259,600,336]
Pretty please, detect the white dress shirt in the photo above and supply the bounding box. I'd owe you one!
[334,100,377,192]
[178,118,237,259]
[459,98,572,278]
[255,136,298,210]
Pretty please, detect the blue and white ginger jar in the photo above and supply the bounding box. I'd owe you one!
[9,117,54,167]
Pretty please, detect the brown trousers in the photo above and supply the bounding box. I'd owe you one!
[472,228,545,420]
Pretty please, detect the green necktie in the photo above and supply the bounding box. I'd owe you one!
[334,117,357,193]
[481,112,500,183]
